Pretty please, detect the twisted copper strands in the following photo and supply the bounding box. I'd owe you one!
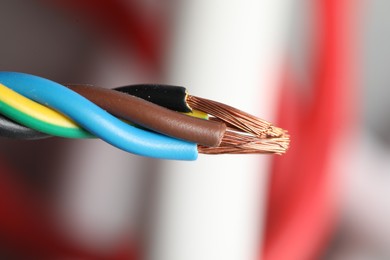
[186,95,290,154]
[186,95,286,138]
[198,128,290,154]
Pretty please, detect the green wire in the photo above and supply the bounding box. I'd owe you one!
[0,99,93,138]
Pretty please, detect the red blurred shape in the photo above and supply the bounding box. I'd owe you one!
[0,158,102,259]
[48,0,170,72]
[264,0,358,259]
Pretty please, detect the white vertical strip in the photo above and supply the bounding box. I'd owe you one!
[148,1,291,260]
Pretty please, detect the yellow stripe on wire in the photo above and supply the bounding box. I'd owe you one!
[184,109,209,119]
[0,83,80,129]
[0,83,209,141]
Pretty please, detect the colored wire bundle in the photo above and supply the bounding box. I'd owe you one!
[67,84,225,147]
[0,83,92,139]
[0,72,289,160]
[0,72,197,160]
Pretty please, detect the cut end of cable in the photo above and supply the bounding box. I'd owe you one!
[198,130,290,155]
[186,95,290,155]
[0,73,289,158]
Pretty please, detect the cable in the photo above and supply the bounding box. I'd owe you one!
[0,79,288,151]
[0,83,210,141]
[0,82,221,146]
[0,115,49,139]
[67,84,225,147]
[0,72,289,156]
[0,72,198,160]
[0,82,224,146]
[0,83,92,139]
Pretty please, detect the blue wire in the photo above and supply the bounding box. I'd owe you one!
[0,72,198,161]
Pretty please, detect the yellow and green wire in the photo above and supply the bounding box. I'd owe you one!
[0,83,208,139]
[0,83,92,138]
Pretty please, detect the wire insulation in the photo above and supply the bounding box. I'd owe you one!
[0,73,288,156]
[0,115,49,139]
[0,83,92,138]
[0,72,198,160]
[114,84,191,112]
[0,83,209,141]
[67,84,225,147]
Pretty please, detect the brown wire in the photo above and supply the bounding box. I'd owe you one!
[66,84,226,147]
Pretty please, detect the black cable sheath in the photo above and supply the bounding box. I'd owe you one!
[114,84,192,112]
[0,115,50,139]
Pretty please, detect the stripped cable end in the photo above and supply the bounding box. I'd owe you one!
[186,95,290,155]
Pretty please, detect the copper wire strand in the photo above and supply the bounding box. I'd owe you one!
[187,95,286,138]
[198,123,290,155]
[187,96,290,154]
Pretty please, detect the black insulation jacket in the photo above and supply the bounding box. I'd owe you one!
[114,84,192,113]
[0,115,49,139]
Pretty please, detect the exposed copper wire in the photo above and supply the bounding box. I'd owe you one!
[187,95,290,155]
[187,95,286,138]
[198,125,290,155]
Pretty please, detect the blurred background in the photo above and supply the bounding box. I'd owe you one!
[0,0,387,259]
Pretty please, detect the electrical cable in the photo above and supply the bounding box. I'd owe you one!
[0,72,289,156]
[0,72,198,160]
[0,83,209,141]
[0,82,222,146]
[66,84,225,147]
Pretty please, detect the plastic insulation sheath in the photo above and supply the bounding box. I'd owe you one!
[114,84,192,112]
[0,83,208,141]
[67,84,226,147]
[0,84,83,129]
[0,83,92,138]
[65,86,209,119]
[0,83,207,140]
[0,72,198,160]
[0,97,90,138]
[0,115,49,139]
